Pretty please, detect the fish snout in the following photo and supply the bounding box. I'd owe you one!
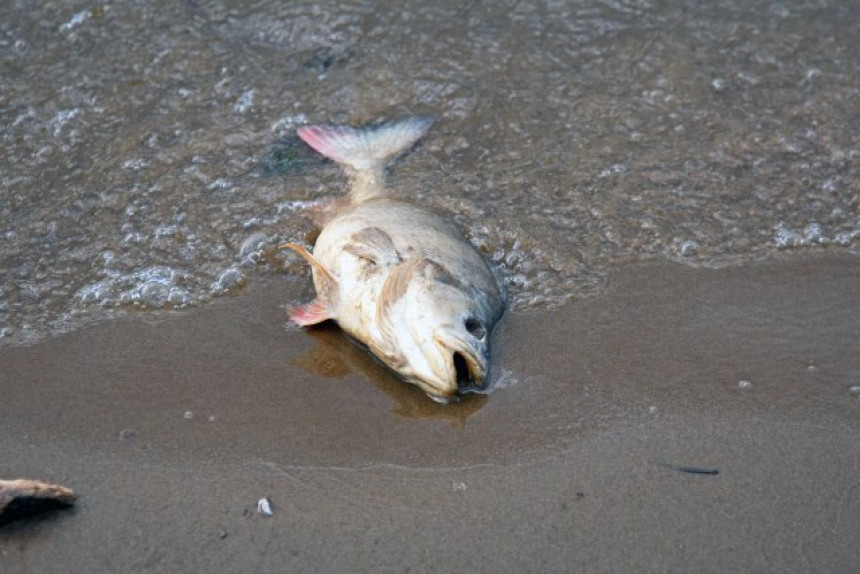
[435,327,489,393]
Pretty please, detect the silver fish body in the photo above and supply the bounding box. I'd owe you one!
[284,118,505,401]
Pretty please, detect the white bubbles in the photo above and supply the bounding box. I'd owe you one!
[276,200,319,214]
[233,89,256,114]
[773,222,833,249]
[774,222,805,248]
[136,266,181,285]
[212,267,245,294]
[123,158,149,171]
[119,266,192,308]
[598,163,627,178]
[75,281,114,305]
[139,281,170,307]
[738,380,753,389]
[849,386,860,397]
[49,109,81,136]
[664,238,700,259]
[772,219,860,250]
[59,10,90,32]
[154,224,180,238]
[207,178,233,192]
[242,217,261,230]
[679,240,699,255]
[803,223,823,243]
[270,113,309,135]
[99,250,118,266]
[66,227,279,321]
[834,230,858,246]
[240,232,269,266]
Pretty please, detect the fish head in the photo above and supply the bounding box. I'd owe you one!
[375,258,494,401]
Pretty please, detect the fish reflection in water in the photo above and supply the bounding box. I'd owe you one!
[292,323,488,427]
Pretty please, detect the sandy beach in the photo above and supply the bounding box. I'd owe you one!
[1,253,858,572]
[3,1,859,571]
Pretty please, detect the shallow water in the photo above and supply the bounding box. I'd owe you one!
[2,0,858,346]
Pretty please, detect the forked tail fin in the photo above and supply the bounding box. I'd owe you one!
[297,117,433,203]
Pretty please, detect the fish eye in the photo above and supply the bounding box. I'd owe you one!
[464,317,486,340]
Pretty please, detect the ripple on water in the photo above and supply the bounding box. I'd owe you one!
[1,1,859,345]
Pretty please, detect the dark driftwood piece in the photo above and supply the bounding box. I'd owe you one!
[0,479,76,526]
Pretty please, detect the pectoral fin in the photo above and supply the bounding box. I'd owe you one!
[289,300,334,326]
[281,243,338,327]
[343,227,400,267]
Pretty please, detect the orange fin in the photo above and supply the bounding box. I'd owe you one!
[289,300,333,327]
[279,243,338,287]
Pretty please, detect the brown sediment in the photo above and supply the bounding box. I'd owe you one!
[0,255,858,571]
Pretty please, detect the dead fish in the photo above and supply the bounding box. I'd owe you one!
[281,117,505,402]
[0,478,76,526]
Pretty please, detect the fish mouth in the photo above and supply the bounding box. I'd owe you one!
[411,342,486,403]
[437,333,487,393]
[453,351,482,390]
[408,331,487,403]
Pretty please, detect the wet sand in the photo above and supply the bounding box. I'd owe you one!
[1,254,858,573]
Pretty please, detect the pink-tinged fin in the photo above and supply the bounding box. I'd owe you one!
[289,300,333,327]
[297,117,433,172]
[297,125,359,165]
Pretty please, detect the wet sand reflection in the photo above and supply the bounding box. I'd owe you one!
[293,323,488,427]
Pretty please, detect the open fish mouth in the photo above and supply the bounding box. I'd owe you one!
[418,351,482,403]
[414,330,488,402]
[453,351,482,390]
[444,331,487,392]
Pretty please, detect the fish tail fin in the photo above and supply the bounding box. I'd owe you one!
[298,117,433,203]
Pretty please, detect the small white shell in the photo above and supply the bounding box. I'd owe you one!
[257,497,273,516]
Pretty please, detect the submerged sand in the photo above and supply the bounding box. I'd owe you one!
[1,254,858,572]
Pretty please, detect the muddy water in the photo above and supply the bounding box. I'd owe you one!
[1,0,858,346]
